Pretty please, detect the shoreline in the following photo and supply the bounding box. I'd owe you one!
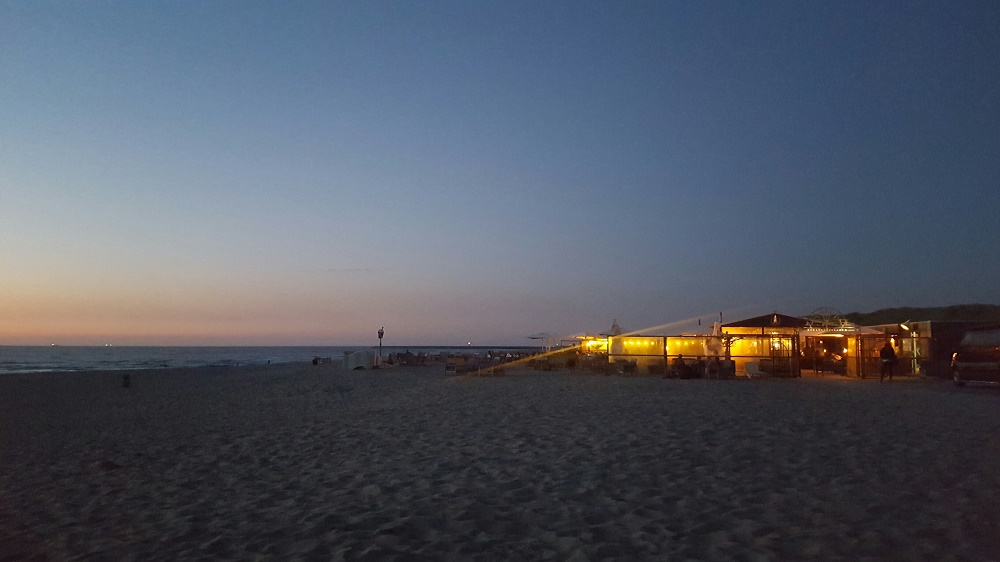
[0,345,542,376]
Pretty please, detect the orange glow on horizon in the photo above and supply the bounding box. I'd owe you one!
[0,283,542,346]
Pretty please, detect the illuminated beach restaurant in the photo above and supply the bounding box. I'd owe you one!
[590,312,928,378]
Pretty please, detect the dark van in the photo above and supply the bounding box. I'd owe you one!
[951,326,1000,386]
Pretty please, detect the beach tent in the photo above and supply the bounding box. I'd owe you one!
[526,332,556,352]
[343,350,374,370]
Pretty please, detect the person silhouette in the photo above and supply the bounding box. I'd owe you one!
[879,341,897,382]
[670,354,687,379]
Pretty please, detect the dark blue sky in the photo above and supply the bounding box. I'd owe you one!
[2,1,998,345]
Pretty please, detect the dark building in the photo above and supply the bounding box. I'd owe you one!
[866,321,993,378]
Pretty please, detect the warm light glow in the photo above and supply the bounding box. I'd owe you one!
[582,338,609,352]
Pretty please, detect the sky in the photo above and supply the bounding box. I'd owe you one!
[2,1,999,346]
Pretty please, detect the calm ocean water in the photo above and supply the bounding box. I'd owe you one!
[0,346,538,374]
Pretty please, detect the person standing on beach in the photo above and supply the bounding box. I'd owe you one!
[669,354,687,379]
[879,341,897,382]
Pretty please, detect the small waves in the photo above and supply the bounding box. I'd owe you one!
[0,345,542,374]
[0,346,354,374]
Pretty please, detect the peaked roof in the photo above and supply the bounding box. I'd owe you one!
[722,313,809,329]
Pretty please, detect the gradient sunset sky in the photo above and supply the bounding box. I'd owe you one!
[2,1,999,346]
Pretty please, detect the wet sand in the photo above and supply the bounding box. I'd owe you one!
[2,364,1000,561]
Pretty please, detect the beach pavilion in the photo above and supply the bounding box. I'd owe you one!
[799,315,886,377]
[592,312,929,378]
[587,310,997,379]
[720,313,806,377]
[589,313,804,377]
[602,313,809,377]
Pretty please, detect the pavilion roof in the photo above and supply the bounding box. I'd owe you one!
[722,313,809,329]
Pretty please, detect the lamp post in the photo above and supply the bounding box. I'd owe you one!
[900,321,917,376]
[378,327,384,366]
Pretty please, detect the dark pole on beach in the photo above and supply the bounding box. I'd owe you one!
[378,327,384,366]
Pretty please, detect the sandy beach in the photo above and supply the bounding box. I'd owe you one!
[2,364,1000,561]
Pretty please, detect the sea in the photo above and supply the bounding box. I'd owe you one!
[0,346,538,374]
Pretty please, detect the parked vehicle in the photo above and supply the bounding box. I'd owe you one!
[951,326,1000,386]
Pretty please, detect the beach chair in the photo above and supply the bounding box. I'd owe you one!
[615,359,638,376]
[744,361,770,379]
[624,359,638,375]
